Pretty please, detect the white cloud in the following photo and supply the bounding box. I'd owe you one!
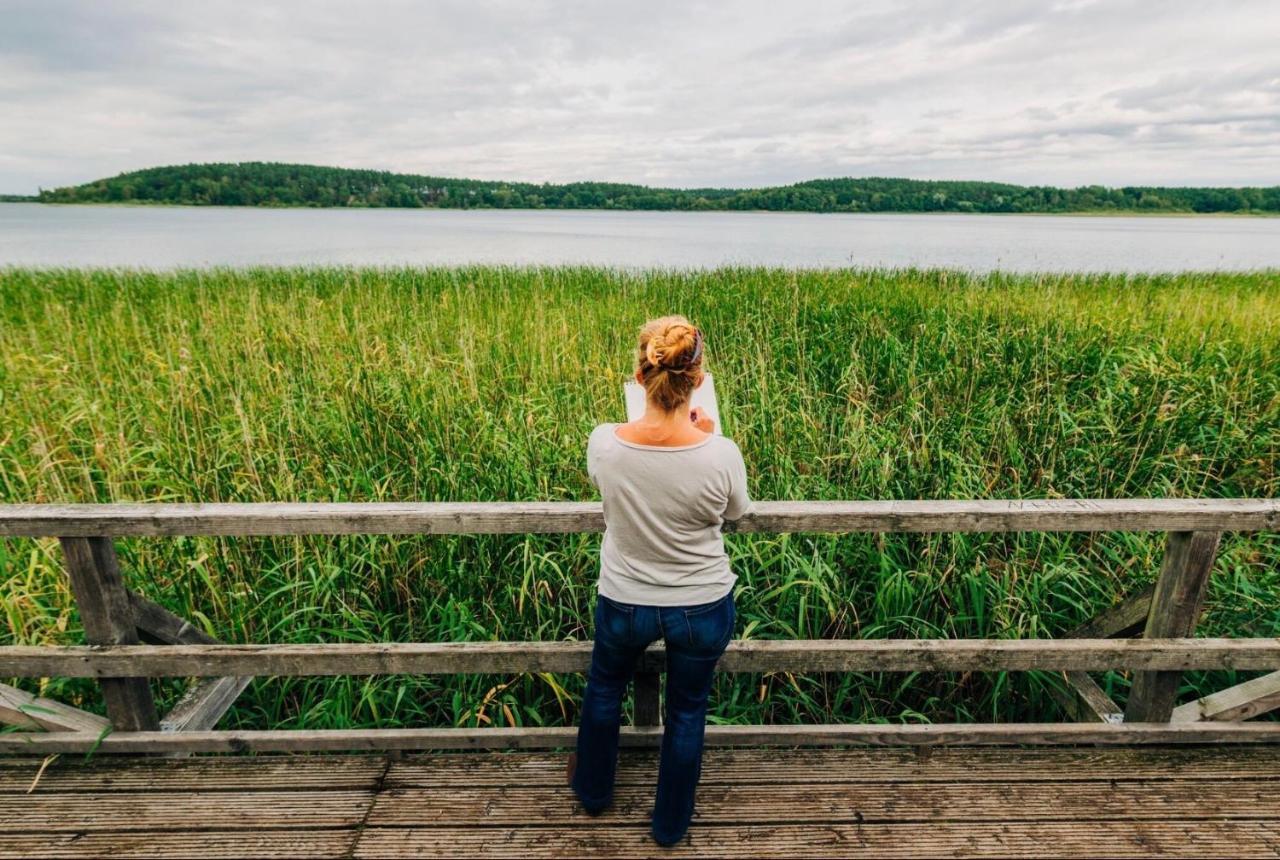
[1,0,1277,192]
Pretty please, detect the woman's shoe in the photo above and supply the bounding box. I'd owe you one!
[651,830,687,848]
[567,751,609,816]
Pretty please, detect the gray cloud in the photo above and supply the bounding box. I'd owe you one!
[1,0,1278,193]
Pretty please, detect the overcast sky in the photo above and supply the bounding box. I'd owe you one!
[2,0,1278,193]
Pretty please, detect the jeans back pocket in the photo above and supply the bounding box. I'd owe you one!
[681,592,734,654]
[595,593,634,643]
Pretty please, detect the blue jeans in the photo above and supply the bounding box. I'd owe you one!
[572,589,735,846]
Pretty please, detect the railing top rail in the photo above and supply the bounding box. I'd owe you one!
[1,499,1276,538]
[0,496,1274,537]
[4,638,1279,678]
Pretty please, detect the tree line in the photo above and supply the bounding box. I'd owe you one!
[33,162,1280,214]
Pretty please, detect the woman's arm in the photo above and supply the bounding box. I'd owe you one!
[586,425,600,489]
[723,442,752,521]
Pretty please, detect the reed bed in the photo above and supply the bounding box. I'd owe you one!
[1,266,1277,730]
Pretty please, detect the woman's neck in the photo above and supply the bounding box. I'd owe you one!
[616,402,706,447]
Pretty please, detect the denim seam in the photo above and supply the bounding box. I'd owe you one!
[683,591,731,617]
[684,598,732,650]
[600,593,635,615]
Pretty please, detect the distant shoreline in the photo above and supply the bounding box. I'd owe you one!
[27,162,1280,216]
[5,199,1278,219]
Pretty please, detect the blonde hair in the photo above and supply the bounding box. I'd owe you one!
[636,315,703,413]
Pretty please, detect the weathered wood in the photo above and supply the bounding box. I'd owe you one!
[129,592,218,645]
[1125,531,1222,723]
[0,831,357,859]
[4,789,373,831]
[633,670,660,726]
[0,682,110,733]
[384,747,1280,787]
[5,748,1280,860]
[1171,670,1280,723]
[2,818,1276,860]
[1,722,1278,754]
[1067,584,1157,640]
[0,755,388,793]
[125,591,252,733]
[1053,588,1149,723]
[160,675,253,732]
[351,821,1280,859]
[18,746,1272,796]
[57,537,158,732]
[368,779,1280,825]
[4,637,1278,679]
[1052,671,1123,723]
[3,498,1276,537]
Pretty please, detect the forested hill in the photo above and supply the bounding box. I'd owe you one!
[34,162,1280,214]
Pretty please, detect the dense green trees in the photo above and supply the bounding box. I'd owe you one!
[35,162,1280,214]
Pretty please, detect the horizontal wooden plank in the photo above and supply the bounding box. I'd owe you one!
[0,831,357,859]
[352,821,1280,859]
[369,780,1280,826]
[0,682,110,733]
[1,498,1275,537]
[386,747,1280,787]
[2,722,1279,754]
[5,748,1279,860]
[0,755,388,793]
[2,747,1273,794]
[4,637,1279,679]
[4,789,373,832]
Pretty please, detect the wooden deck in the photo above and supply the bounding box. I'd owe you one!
[4,746,1280,858]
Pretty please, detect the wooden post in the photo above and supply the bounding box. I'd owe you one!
[58,536,159,731]
[634,671,660,726]
[1124,530,1221,723]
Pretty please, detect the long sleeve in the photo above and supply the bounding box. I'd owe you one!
[723,442,752,521]
[586,424,603,489]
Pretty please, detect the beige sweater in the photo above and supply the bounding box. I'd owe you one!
[587,423,752,606]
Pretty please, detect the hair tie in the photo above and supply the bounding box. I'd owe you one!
[687,328,703,366]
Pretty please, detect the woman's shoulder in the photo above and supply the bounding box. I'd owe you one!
[709,434,744,455]
[707,434,747,467]
[588,422,621,447]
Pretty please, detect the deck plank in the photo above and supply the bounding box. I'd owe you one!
[385,746,1280,786]
[352,821,1280,859]
[5,789,373,831]
[369,780,1280,825]
[3,747,1279,859]
[0,831,357,859]
[0,754,387,793]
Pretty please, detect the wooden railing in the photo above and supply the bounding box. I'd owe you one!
[1,499,1278,754]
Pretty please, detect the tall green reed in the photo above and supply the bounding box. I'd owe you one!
[1,267,1276,727]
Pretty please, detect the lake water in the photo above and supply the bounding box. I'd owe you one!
[2,202,1278,271]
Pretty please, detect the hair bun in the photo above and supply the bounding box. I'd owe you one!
[635,315,702,412]
[645,323,697,371]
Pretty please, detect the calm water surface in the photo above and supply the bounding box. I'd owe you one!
[2,203,1278,271]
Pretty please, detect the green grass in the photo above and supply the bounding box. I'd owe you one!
[1,266,1277,730]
